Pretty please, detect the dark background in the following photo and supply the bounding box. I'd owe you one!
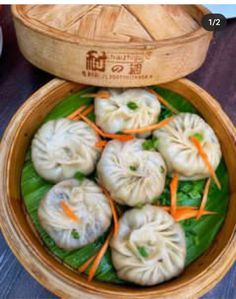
[0,6,236,299]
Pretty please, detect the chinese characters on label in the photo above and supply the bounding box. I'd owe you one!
[83,50,152,80]
[86,50,107,72]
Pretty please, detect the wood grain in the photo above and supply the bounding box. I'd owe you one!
[11,5,212,87]
[21,4,199,41]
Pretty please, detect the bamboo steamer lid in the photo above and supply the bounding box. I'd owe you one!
[12,5,212,87]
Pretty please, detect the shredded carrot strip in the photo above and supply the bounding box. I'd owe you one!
[146,88,179,114]
[95,140,108,148]
[197,178,211,220]
[72,105,94,120]
[174,209,216,222]
[82,104,94,116]
[60,201,80,223]
[79,114,104,135]
[101,187,119,238]
[81,91,111,99]
[170,174,179,216]
[67,105,87,120]
[162,206,197,212]
[190,136,221,190]
[78,255,96,273]
[88,230,113,282]
[162,205,215,221]
[102,132,134,141]
[79,114,134,141]
[122,116,174,134]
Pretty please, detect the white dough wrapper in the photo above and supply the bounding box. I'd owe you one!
[95,88,161,137]
[97,139,167,207]
[153,113,222,180]
[32,118,101,182]
[38,179,112,251]
[110,205,186,286]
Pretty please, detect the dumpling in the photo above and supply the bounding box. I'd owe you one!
[38,179,112,251]
[110,205,186,286]
[97,139,167,207]
[153,113,221,180]
[95,88,161,137]
[32,118,101,182]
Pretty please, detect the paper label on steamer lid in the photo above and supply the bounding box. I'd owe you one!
[81,49,154,82]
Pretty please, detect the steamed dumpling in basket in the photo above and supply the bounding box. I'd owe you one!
[32,118,101,182]
[94,88,161,137]
[97,139,167,207]
[38,179,112,251]
[153,113,222,180]
[110,205,186,286]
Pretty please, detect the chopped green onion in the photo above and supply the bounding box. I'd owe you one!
[127,102,138,110]
[71,229,80,239]
[74,171,85,181]
[129,165,138,171]
[191,132,204,142]
[153,137,160,149]
[137,246,149,257]
[142,137,160,151]
[142,139,153,150]
[160,165,165,173]
[135,202,144,209]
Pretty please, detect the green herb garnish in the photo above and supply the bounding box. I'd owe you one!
[137,246,149,257]
[191,132,204,142]
[142,137,159,150]
[129,165,138,171]
[142,139,153,150]
[135,202,144,209]
[71,229,80,239]
[127,102,138,110]
[74,171,86,181]
[153,137,160,149]
[160,165,165,173]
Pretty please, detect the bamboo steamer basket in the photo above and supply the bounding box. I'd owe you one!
[12,5,213,87]
[0,78,235,298]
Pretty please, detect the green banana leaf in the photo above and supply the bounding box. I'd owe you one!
[21,86,229,284]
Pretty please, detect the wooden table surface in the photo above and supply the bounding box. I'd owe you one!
[0,6,236,299]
